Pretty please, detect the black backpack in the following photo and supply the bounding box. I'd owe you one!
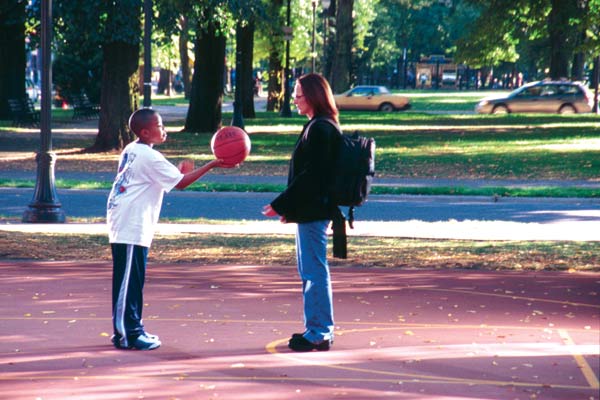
[330,131,376,213]
[309,118,376,258]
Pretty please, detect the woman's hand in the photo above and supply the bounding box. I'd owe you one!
[262,205,286,223]
[262,204,278,217]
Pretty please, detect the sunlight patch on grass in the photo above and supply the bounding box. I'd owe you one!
[244,125,302,134]
[0,152,36,161]
[337,122,600,133]
[536,138,600,151]
[434,98,476,104]
[405,91,508,98]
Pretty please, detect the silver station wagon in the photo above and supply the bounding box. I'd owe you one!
[475,80,596,114]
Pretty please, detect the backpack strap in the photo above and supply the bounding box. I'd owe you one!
[305,117,341,136]
[332,207,347,259]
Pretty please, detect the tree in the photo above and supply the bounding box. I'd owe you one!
[53,1,103,102]
[0,0,27,119]
[230,0,264,119]
[89,0,142,152]
[237,19,256,119]
[329,0,353,93]
[548,0,580,79]
[184,4,226,133]
[263,0,284,112]
[455,0,594,81]
[178,15,192,99]
[154,0,194,98]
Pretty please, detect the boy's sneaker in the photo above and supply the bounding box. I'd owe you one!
[111,332,161,350]
[111,334,131,349]
[144,332,159,341]
[132,333,161,350]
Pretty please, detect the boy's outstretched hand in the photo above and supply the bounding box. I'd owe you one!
[178,160,195,174]
[178,159,235,174]
[175,159,230,190]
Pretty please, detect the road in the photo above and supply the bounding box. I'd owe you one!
[2,187,599,241]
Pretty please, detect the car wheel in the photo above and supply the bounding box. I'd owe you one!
[558,104,576,115]
[491,105,509,114]
[379,103,395,112]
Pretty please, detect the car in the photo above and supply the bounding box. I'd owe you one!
[475,80,595,115]
[26,79,39,102]
[334,85,410,112]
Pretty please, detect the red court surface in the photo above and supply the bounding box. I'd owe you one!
[0,260,598,400]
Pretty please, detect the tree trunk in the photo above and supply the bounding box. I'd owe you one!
[329,0,353,93]
[548,0,578,79]
[0,0,26,119]
[238,19,256,119]
[570,0,589,81]
[266,0,284,112]
[185,20,225,133]
[89,41,139,152]
[178,15,192,99]
[157,68,171,95]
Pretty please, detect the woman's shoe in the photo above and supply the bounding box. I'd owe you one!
[288,335,330,352]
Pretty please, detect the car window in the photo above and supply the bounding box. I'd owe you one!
[560,85,580,95]
[519,86,542,97]
[540,85,557,96]
[352,88,374,97]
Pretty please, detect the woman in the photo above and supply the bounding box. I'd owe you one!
[262,73,341,352]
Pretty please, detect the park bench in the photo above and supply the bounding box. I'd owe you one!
[7,97,40,127]
[69,93,100,120]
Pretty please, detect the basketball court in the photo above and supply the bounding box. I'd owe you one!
[0,260,598,399]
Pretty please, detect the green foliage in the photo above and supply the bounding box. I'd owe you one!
[101,0,143,44]
[357,0,481,81]
[52,0,142,102]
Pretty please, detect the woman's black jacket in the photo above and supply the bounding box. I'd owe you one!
[270,118,341,223]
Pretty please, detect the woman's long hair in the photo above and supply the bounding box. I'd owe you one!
[297,73,339,124]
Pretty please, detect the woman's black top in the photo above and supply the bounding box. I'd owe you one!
[270,118,341,223]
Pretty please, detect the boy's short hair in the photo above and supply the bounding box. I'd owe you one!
[129,108,158,137]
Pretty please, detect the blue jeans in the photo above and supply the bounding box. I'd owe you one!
[296,220,334,343]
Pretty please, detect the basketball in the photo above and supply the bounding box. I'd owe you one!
[210,126,251,166]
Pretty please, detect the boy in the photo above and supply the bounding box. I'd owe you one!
[107,108,225,350]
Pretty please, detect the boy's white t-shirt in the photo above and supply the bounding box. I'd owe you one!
[107,141,183,247]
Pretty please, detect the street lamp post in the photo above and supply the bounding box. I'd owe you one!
[311,0,317,72]
[593,55,600,114]
[321,0,331,75]
[280,0,292,117]
[142,0,152,107]
[22,0,65,223]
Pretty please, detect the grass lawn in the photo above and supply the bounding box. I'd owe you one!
[0,228,597,271]
[2,96,599,196]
